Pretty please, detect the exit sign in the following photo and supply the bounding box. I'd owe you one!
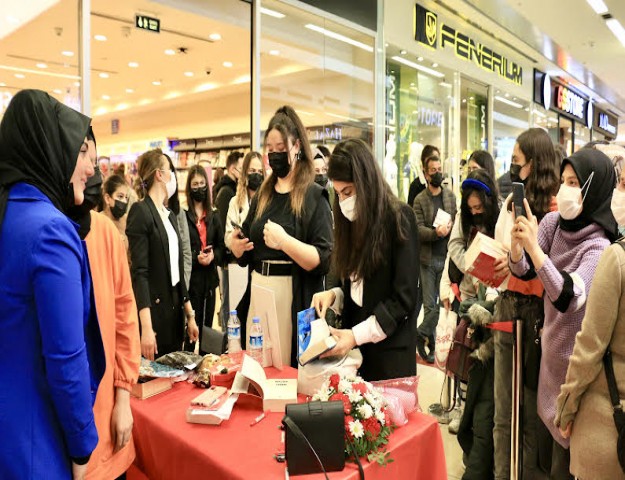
[135,15,160,33]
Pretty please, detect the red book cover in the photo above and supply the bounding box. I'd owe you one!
[464,232,508,287]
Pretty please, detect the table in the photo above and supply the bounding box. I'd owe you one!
[128,368,447,480]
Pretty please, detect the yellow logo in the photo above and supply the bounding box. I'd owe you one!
[425,11,437,46]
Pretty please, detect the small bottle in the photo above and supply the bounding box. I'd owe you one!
[227,310,242,359]
[249,317,264,365]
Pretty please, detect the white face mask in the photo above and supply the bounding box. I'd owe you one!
[611,188,625,226]
[557,172,593,220]
[339,195,357,222]
[165,171,177,199]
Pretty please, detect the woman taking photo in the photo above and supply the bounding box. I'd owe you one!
[230,106,333,367]
[0,90,105,479]
[101,174,132,253]
[184,164,225,353]
[312,138,419,382]
[127,149,198,359]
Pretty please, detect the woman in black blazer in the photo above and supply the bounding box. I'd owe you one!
[313,139,420,381]
[127,149,198,359]
[184,164,225,353]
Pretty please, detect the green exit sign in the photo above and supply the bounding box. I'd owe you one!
[135,15,160,33]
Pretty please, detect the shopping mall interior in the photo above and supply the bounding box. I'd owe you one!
[3,0,625,478]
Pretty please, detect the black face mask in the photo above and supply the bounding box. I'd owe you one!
[472,213,485,225]
[190,185,208,203]
[111,199,128,219]
[315,174,328,188]
[268,152,291,178]
[429,172,443,188]
[247,172,264,191]
[67,167,102,239]
[510,163,527,184]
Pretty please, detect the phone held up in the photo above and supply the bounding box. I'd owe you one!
[512,182,527,218]
[230,221,245,239]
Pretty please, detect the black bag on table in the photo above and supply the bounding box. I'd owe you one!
[200,325,227,355]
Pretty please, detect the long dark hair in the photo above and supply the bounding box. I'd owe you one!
[186,164,212,217]
[460,170,500,244]
[328,138,407,281]
[517,128,559,219]
[99,173,128,212]
[468,150,498,195]
[235,151,263,210]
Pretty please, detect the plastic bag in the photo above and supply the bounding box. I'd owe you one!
[435,307,457,371]
[371,376,420,426]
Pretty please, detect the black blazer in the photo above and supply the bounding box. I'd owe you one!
[342,203,420,381]
[126,196,189,349]
[185,208,225,297]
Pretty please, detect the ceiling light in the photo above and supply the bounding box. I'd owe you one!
[417,56,424,61]
[390,56,445,78]
[269,50,280,56]
[128,62,139,68]
[102,95,110,100]
[606,18,625,47]
[7,16,19,24]
[400,49,407,55]
[469,96,474,100]
[62,51,74,57]
[74,81,80,87]
[0,82,6,87]
[53,88,62,94]
[260,7,286,18]
[305,24,373,52]
[223,61,233,68]
[209,33,222,41]
[152,80,161,86]
[99,72,109,78]
[524,107,530,111]
[495,95,523,108]
[36,63,47,69]
[439,81,452,88]
[587,0,609,15]
[94,34,107,41]
[504,92,510,97]
[14,73,25,79]
[432,63,438,67]
[184,71,194,77]
[126,88,134,93]
[462,98,467,103]
[164,49,176,56]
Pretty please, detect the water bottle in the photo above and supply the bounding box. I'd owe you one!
[227,310,242,359]
[249,317,264,365]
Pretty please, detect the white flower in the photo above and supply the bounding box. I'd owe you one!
[338,379,352,393]
[316,389,330,401]
[319,379,330,393]
[347,389,363,403]
[357,403,373,419]
[364,393,380,409]
[349,419,364,439]
[375,410,386,425]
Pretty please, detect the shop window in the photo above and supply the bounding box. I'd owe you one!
[574,122,591,152]
[492,89,530,177]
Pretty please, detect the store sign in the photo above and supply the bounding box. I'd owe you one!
[594,108,619,138]
[533,69,593,126]
[416,108,443,127]
[414,4,523,86]
[309,126,343,142]
[135,15,160,33]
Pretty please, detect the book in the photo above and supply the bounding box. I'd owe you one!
[433,208,452,228]
[298,318,338,366]
[464,232,508,287]
[131,377,173,400]
[230,355,297,412]
[185,394,239,426]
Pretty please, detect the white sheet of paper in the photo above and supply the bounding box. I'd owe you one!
[250,284,283,370]
[228,264,249,311]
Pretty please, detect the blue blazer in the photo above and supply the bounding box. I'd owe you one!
[0,183,105,479]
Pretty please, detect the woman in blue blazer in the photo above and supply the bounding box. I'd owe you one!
[0,90,106,479]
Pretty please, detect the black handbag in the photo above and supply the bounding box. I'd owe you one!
[603,347,625,473]
[282,401,364,479]
[200,325,227,355]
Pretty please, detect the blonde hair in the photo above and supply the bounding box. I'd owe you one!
[256,106,314,218]
[235,151,263,211]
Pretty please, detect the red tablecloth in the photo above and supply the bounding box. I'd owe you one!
[128,368,447,480]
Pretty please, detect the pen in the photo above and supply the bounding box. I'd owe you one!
[250,410,268,427]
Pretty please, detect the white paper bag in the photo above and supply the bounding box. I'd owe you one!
[434,307,457,371]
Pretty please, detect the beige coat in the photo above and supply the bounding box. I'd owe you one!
[556,243,625,480]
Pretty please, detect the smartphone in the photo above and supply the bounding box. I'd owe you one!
[512,182,527,218]
[230,220,245,239]
[202,245,213,254]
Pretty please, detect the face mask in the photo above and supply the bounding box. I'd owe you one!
[339,195,357,222]
[247,172,263,191]
[429,172,443,188]
[190,186,208,203]
[111,199,128,219]
[556,173,593,221]
[68,166,103,216]
[268,151,291,178]
[472,213,485,225]
[611,188,625,226]
[165,171,177,199]
[510,163,526,183]
[315,174,328,188]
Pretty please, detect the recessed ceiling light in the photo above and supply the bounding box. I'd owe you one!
[0,82,6,87]
[94,34,107,41]
[152,80,161,86]
[53,88,62,94]
[269,50,280,56]
[7,16,19,24]
[209,33,222,41]
[504,92,510,97]
[400,50,407,55]
[260,7,285,18]
[74,81,80,87]
[223,61,233,68]
[128,62,139,68]
[432,63,438,67]
[102,95,110,100]
[164,49,176,56]
[36,63,47,69]
[99,72,109,79]
[587,0,609,15]
[14,73,25,79]
[126,88,135,93]
[184,71,194,77]
[417,56,424,61]
[62,51,74,57]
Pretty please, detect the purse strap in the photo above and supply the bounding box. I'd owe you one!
[603,348,625,427]
[283,415,365,480]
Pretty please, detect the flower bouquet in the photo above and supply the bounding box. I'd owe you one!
[311,373,395,466]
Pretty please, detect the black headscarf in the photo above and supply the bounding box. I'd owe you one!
[559,148,617,240]
[0,89,91,228]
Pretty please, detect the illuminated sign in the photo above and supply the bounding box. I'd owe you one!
[533,69,592,124]
[594,108,619,138]
[414,4,523,85]
[556,85,584,120]
[135,15,160,33]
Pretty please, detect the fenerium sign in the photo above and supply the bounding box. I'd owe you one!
[414,4,523,86]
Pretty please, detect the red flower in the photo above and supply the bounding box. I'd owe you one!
[363,417,381,439]
[329,374,340,390]
[352,383,367,395]
[330,393,352,414]
[384,409,393,427]
[344,414,354,439]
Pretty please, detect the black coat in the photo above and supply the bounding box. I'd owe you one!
[185,208,225,297]
[342,203,420,381]
[214,175,237,236]
[126,196,189,350]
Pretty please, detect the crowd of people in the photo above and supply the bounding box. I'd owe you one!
[2,88,625,480]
